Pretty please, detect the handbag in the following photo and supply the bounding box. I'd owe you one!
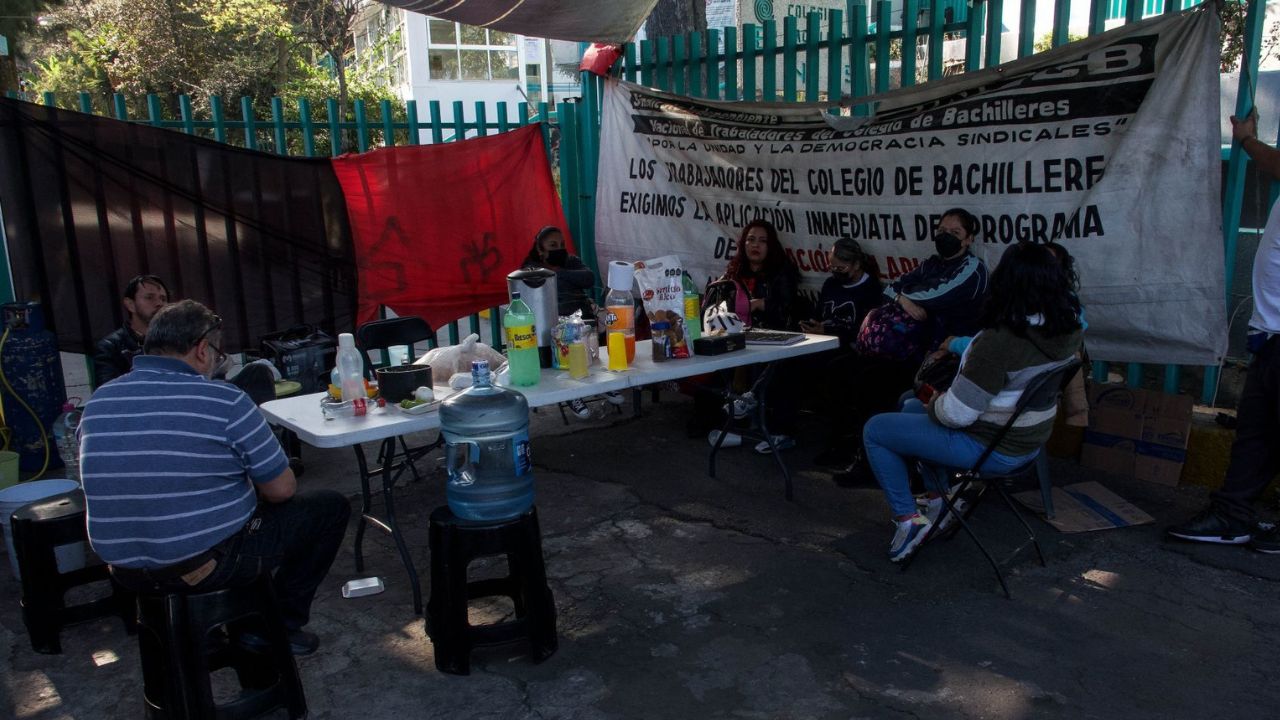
[914,350,961,402]
[854,301,929,361]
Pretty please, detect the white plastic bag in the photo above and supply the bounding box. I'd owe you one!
[703,301,744,336]
[414,333,506,383]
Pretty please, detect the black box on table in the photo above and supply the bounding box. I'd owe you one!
[693,333,746,356]
[259,325,338,394]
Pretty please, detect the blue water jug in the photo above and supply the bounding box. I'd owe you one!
[439,360,533,521]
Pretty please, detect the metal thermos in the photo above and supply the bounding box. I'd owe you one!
[506,268,558,368]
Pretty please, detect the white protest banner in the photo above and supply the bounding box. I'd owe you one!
[594,7,1226,366]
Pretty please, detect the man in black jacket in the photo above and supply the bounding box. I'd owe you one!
[93,275,169,387]
[93,275,276,404]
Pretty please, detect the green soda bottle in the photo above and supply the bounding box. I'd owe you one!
[682,272,702,344]
[504,292,541,387]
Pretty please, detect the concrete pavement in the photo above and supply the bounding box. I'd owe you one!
[3,393,1278,719]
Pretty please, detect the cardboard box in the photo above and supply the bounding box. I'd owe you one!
[1080,431,1138,477]
[1079,384,1194,487]
[1014,481,1154,533]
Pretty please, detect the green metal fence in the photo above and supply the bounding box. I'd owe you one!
[0,89,597,352]
[563,0,1264,405]
[2,0,1272,405]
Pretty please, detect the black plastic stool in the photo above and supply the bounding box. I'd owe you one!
[135,574,307,719]
[425,505,557,675]
[10,489,136,654]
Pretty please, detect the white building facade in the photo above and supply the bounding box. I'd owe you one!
[351,4,586,131]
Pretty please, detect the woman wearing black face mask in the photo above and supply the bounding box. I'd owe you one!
[799,238,884,348]
[887,207,989,341]
[521,226,598,318]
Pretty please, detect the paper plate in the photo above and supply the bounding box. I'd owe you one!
[274,380,303,398]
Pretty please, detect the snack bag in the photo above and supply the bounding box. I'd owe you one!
[634,255,689,359]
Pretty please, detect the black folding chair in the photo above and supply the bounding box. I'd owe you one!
[351,315,444,614]
[899,358,1082,598]
[357,316,443,482]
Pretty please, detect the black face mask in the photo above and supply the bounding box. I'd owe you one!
[933,231,963,259]
[546,248,569,266]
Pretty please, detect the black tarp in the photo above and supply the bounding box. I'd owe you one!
[0,97,356,356]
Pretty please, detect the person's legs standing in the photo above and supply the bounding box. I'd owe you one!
[1170,336,1280,544]
[1212,337,1280,521]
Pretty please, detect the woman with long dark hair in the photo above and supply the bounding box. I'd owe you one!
[705,219,802,330]
[694,220,803,451]
[862,242,1083,562]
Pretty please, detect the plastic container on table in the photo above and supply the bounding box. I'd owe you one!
[333,333,368,415]
[650,321,671,363]
[504,293,541,387]
[604,261,636,364]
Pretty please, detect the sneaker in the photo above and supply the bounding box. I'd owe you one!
[566,398,591,419]
[832,453,876,488]
[237,628,320,657]
[1249,522,1280,554]
[1167,507,1253,545]
[888,514,933,562]
[754,435,796,454]
[604,391,626,406]
[724,392,756,419]
[921,494,970,541]
[708,430,743,448]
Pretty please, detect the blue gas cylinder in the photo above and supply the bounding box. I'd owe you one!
[0,303,68,472]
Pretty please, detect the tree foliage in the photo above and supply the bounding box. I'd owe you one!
[27,0,294,111]
[21,0,397,135]
[278,0,363,133]
[1220,0,1280,73]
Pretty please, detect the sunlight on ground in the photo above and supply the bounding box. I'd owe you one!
[841,653,1061,718]
[1080,568,1121,590]
[9,670,62,718]
[91,649,119,667]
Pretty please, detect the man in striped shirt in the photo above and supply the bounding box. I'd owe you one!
[80,299,350,655]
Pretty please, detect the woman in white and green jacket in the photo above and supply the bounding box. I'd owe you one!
[863,242,1084,562]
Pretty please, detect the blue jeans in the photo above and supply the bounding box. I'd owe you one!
[863,400,1035,517]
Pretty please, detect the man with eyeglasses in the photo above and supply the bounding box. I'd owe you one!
[93,274,170,387]
[79,299,351,655]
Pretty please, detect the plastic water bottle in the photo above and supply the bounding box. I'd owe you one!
[504,292,540,387]
[682,272,702,345]
[440,361,534,521]
[604,261,635,363]
[334,333,367,414]
[52,401,82,482]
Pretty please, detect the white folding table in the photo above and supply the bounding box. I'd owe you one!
[261,334,838,613]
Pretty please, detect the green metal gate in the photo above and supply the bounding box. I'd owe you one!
[2,0,1273,405]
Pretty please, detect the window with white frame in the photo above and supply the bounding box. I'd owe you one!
[426,18,519,81]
